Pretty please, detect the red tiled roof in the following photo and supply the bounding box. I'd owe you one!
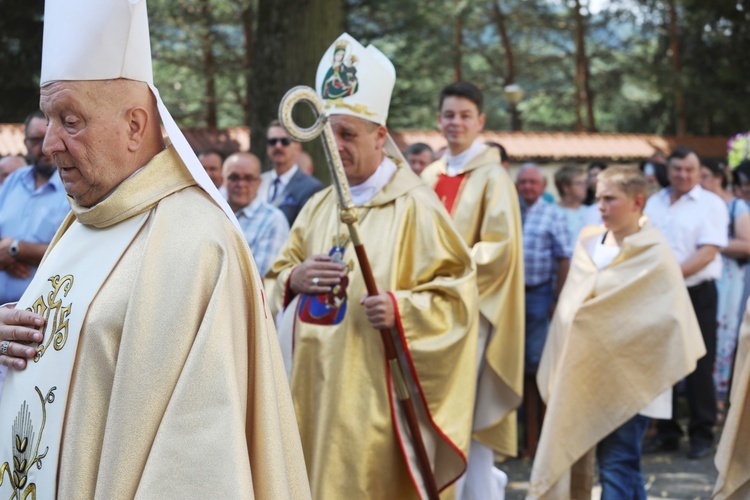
[180,127,250,155]
[391,130,731,161]
[0,124,252,157]
[0,124,27,156]
[0,123,730,161]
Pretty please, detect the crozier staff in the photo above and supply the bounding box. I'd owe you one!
[267,32,479,499]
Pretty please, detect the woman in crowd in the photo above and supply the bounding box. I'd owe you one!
[700,160,750,417]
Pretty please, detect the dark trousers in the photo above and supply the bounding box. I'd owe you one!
[657,280,717,445]
[597,415,650,500]
[524,282,554,374]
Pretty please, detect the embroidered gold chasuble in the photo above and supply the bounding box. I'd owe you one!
[714,303,750,499]
[40,147,309,498]
[528,224,705,499]
[421,147,525,457]
[267,162,479,499]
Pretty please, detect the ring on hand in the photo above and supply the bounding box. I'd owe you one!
[0,341,9,356]
[312,277,320,285]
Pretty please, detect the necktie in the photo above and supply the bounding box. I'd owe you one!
[270,177,281,202]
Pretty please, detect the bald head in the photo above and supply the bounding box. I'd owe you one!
[516,163,546,206]
[223,152,262,212]
[296,150,314,176]
[0,155,27,184]
[40,78,166,207]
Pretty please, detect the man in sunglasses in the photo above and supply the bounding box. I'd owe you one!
[0,109,70,304]
[261,120,323,225]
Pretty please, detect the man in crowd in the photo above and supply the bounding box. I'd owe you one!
[267,33,478,499]
[296,150,315,176]
[421,81,524,499]
[0,1,308,497]
[516,163,572,455]
[405,142,434,175]
[0,155,27,185]
[224,152,289,276]
[0,110,70,304]
[198,147,225,195]
[260,120,323,225]
[644,146,728,459]
[554,165,588,244]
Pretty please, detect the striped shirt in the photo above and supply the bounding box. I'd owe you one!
[236,197,290,277]
[520,197,573,286]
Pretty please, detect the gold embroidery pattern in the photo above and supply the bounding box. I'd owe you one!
[0,386,56,499]
[324,99,376,117]
[25,275,74,363]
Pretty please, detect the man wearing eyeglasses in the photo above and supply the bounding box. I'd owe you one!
[260,120,323,225]
[224,152,289,276]
[0,109,70,303]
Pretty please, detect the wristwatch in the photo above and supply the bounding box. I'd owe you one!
[8,240,19,259]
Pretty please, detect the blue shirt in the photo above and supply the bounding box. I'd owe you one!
[520,197,572,286]
[236,197,290,277]
[0,166,70,302]
[560,205,588,246]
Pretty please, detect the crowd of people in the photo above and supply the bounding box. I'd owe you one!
[0,2,749,499]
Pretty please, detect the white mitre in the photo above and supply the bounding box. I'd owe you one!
[40,0,239,230]
[315,33,407,165]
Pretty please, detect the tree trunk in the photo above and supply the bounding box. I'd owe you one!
[242,2,254,129]
[490,1,515,85]
[250,0,344,178]
[573,0,596,132]
[200,0,217,130]
[453,15,464,82]
[667,0,686,136]
[489,1,521,130]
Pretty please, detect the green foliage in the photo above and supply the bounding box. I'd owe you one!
[2,0,749,137]
[149,0,251,128]
[0,0,43,121]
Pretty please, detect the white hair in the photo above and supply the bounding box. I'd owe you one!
[517,162,545,182]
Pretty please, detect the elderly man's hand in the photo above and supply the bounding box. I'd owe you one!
[290,254,346,295]
[361,293,395,330]
[6,262,31,279]
[0,306,45,370]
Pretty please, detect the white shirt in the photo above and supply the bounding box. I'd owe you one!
[584,233,672,419]
[444,140,487,177]
[263,164,299,203]
[644,184,728,287]
[350,157,397,206]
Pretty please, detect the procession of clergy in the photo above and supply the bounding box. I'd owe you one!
[0,0,748,499]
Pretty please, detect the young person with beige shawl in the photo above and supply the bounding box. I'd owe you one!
[528,166,706,499]
[713,303,750,499]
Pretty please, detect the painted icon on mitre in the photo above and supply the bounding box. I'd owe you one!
[320,40,359,100]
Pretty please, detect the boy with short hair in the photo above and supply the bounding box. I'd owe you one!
[528,166,706,499]
[421,81,524,500]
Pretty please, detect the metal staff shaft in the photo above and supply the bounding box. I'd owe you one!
[279,86,440,500]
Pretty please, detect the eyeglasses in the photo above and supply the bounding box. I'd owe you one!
[266,138,291,147]
[227,174,261,183]
[25,137,44,146]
